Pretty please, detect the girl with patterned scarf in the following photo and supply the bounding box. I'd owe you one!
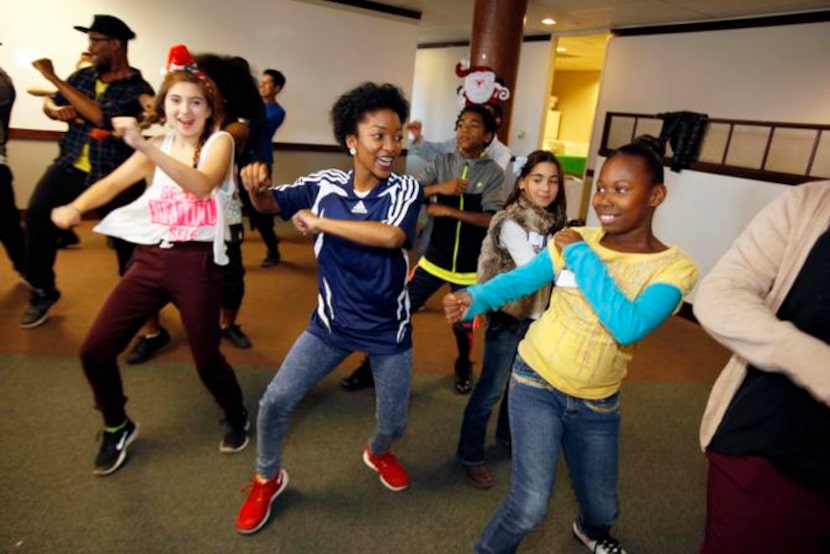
[457,150,567,490]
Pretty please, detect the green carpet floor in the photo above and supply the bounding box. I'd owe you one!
[0,352,709,553]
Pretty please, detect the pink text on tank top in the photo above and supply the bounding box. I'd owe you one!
[149,185,218,229]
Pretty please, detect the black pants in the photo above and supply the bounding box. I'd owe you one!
[0,164,25,275]
[24,164,143,292]
[239,186,279,255]
[408,265,475,362]
[222,223,245,310]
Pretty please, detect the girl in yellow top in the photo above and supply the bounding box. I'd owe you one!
[444,136,698,554]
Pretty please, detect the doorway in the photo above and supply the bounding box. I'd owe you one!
[543,33,609,221]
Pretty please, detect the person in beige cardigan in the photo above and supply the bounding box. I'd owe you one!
[694,180,830,553]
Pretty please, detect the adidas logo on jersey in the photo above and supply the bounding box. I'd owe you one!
[351,200,368,214]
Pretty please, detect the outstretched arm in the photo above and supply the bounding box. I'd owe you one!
[51,149,153,228]
[458,249,556,320]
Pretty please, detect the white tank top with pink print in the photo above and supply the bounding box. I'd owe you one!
[94,130,235,265]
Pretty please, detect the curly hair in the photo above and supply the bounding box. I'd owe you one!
[330,82,409,154]
[455,103,497,135]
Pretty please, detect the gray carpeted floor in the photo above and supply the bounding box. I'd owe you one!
[0,352,709,553]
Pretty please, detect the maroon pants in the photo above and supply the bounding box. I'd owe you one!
[701,451,830,554]
[81,243,245,427]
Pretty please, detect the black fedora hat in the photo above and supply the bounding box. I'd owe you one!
[74,15,136,41]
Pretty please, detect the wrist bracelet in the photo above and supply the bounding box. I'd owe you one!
[68,205,82,217]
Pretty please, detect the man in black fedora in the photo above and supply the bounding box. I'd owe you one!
[22,14,154,328]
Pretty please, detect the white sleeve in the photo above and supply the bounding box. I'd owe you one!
[500,219,537,267]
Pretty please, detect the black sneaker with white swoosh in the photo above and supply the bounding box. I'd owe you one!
[93,419,139,476]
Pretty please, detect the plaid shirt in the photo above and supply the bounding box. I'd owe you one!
[53,66,154,185]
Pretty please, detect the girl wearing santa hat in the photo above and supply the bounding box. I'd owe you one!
[50,44,249,477]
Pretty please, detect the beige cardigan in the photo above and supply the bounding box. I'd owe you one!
[695,181,830,450]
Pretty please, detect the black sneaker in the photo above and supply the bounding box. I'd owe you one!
[94,419,139,476]
[339,358,374,391]
[19,289,61,329]
[222,324,253,349]
[572,521,627,554]
[125,327,171,365]
[221,412,250,453]
[260,251,280,268]
[454,358,473,395]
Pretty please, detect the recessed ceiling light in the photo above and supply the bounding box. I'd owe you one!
[541,18,557,25]
[556,47,568,53]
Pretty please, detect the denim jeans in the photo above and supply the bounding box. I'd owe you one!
[256,331,412,479]
[457,314,530,465]
[475,357,621,554]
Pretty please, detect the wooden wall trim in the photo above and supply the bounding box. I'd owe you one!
[323,0,421,20]
[9,128,62,141]
[8,128,371,155]
[419,33,551,50]
[274,142,342,154]
[598,112,830,186]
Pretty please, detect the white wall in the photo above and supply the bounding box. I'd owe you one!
[409,40,554,158]
[587,21,830,299]
[1,0,419,145]
[589,157,787,292]
[590,22,830,168]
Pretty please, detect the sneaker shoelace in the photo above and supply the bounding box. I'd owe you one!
[596,537,623,554]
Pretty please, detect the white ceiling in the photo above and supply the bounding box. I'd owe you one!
[388,0,830,43]
[368,0,830,71]
[343,0,830,70]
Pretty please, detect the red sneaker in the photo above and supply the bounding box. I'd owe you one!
[236,469,289,534]
[362,444,410,491]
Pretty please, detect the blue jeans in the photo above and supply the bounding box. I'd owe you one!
[256,331,412,479]
[457,314,530,465]
[475,357,621,554]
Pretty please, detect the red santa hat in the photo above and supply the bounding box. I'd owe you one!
[166,44,200,74]
[164,43,215,96]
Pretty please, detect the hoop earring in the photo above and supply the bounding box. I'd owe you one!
[349,147,356,156]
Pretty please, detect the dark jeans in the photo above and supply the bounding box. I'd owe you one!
[239,187,279,255]
[457,314,530,465]
[24,164,143,292]
[408,265,474,362]
[81,243,245,427]
[0,165,24,275]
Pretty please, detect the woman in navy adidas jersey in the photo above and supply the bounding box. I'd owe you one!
[234,82,423,535]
